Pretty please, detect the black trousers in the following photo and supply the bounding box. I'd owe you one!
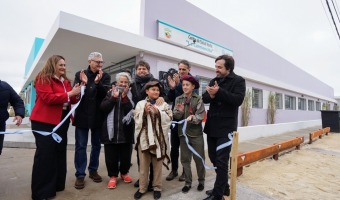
[104,143,131,177]
[170,124,180,172]
[207,136,232,199]
[31,110,69,200]
[0,121,5,155]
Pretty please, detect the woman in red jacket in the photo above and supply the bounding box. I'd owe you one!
[30,55,81,200]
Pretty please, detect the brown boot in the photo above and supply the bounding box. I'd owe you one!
[89,171,102,183]
[74,177,85,189]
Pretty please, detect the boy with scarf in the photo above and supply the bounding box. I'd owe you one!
[133,81,172,200]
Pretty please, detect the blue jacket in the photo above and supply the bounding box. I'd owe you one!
[0,80,25,123]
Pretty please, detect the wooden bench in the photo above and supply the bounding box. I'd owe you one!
[236,136,304,177]
[309,127,330,144]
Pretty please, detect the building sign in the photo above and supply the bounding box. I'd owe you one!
[157,20,233,57]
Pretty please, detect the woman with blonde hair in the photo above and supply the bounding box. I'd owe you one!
[30,55,81,200]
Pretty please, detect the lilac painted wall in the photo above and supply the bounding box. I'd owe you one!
[141,0,334,98]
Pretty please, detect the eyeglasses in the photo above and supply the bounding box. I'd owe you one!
[91,60,105,65]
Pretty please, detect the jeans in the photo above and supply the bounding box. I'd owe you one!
[74,127,101,178]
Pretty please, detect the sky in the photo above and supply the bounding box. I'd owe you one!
[1,0,340,96]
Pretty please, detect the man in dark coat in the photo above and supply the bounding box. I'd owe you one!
[0,80,25,155]
[73,52,111,189]
[202,55,245,200]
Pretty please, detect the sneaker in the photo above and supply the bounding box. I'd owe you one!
[134,190,144,199]
[178,172,185,182]
[197,183,204,191]
[182,185,191,193]
[166,171,178,181]
[153,191,161,199]
[107,176,117,189]
[121,174,132,183]
[74,177,85,189]
[89,171,102,183]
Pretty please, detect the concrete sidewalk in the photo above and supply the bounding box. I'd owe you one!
[0,124,321,200]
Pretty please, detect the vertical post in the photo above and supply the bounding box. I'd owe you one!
[229,131,239,200]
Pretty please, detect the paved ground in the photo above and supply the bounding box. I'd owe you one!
[0,124,321,200]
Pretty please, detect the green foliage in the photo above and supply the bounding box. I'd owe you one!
[241,89,251,126]
[267,92,277,124]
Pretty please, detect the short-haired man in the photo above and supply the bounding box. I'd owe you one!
[203,55,245,200]
[166,59,196,182]
[0,80,25,155]
[73,52,111,189]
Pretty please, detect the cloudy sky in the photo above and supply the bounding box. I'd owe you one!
[1,0,340,96]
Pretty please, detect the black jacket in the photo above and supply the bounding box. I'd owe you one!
[202,72,245,138]
[0,80,25,123]
[73,67,111,128]
[100,92,134,144]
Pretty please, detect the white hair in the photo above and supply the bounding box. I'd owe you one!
[116,72,132,84]
[88,52,103,60]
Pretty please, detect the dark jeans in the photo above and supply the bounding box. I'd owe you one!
[0,121,5,155]
[104,143,131,177]
[207,136,232,199]
[170,124,180,172]
[74,127,101,178]
[31,110,69,200]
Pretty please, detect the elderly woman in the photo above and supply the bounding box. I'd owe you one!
[100,72,135,189]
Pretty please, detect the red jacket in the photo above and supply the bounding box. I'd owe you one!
[30,76,78,125]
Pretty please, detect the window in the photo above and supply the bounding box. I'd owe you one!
[316,101,321,111]
[308,100,315,111]
[275,93,283,109]
[298,98,306,110]
[252,88,263,108]
[198,77,210,96]
[285,95,296,110]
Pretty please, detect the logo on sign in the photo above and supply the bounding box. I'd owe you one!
[164,28,172,39]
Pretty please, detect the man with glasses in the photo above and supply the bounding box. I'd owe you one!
[73,52,111,189]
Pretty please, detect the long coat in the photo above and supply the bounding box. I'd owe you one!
[100,90,135,144]
[202,72,245,138]
[134,98,172,168]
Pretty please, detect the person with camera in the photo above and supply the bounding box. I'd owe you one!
[100,72,135,189]
[73,52,111,189]
[166,59,198,182]
[130,60,166,191]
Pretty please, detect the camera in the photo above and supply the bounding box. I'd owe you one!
[166,68,178,79]
[116,86,125,93]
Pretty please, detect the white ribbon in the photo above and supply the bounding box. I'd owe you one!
[172,119,233,170]
[0,86,85,143]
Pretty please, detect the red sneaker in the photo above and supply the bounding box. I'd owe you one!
[121,174,132,183]
[107,176,117,189]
